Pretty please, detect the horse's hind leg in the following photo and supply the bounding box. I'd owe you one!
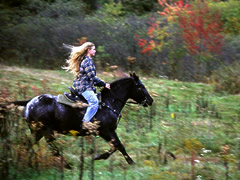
[30,129,43,145]
[27,119,43,144]
[42,128,71,169]
[42,128,60,156]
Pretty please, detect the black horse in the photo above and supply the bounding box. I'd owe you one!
[8,73,153,167]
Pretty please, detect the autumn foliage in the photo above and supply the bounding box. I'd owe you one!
[175,0,223,55]
[137,0,224,55]
[136,16,169,55]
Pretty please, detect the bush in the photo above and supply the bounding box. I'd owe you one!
[210,0,240,35]
[0,0,87,68]
[210,61,240,94]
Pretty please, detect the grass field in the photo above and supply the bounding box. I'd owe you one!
[0,65,240,180]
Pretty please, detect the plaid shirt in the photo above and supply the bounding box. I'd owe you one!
[73,56,105,94]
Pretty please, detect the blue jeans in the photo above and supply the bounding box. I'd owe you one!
[82,90,99,122]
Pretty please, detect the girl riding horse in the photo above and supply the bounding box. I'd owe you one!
[62,42,110,131]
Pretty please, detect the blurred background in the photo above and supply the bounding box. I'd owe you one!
[0,0,239,83]
[0,0,240,179]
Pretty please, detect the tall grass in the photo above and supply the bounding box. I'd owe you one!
[0,66,240,180]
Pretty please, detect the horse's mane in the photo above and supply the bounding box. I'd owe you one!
[111,77,132,87]
[101,77,133,95]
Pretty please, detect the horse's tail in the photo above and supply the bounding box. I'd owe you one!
[0,100,31,108]
[10,100,31,106]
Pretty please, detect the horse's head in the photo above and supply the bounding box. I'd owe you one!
[129,73,153,107]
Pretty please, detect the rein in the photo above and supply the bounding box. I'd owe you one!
[100,88,146,125]
[99,89,135,125]
[99,101,122,124]
[99,90,123,125]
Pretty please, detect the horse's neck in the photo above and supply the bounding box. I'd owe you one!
[102,79,132,110]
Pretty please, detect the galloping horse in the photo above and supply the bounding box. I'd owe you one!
[8,73,153,167]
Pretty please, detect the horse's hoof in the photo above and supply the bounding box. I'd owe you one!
[94,154,101,160]
[128,159,135,165]
[94,153,109,160]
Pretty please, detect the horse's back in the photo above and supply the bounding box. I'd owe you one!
[25,94,57,122]
[24,93,116,132]
[25,94,85,131]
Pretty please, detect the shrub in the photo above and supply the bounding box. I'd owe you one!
[210,61,240,94]
[210,0,240,35]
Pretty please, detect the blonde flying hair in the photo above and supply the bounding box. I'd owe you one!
[62,42,95,77]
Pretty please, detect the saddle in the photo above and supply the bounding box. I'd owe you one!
[60,87,101,106]
[64,87,86,103]
[57,87,120,118]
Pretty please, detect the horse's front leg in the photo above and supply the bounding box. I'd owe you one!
[112,132,135,165]
[95,131,135,165]
[94,139,117,160]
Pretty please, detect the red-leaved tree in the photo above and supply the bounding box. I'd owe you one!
[136,0,225,80]
[137,0,224,56]
[175,0,224,55]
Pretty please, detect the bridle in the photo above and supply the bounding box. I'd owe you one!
[99,81,149,125]
[134,82,148,106]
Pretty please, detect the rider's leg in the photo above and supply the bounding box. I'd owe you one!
[81,90,99,122]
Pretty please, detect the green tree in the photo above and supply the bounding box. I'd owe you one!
[210,0,240,35]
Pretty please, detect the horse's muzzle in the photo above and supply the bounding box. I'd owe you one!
[143,97,153,107]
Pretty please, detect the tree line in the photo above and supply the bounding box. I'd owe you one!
[0,0,239,83]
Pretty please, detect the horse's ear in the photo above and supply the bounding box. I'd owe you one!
[132,72,139,80]
[129,72,133,77]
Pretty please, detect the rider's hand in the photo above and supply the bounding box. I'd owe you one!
[105,83,111,89]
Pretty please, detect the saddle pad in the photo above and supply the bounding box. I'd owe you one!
[57,94,88,108]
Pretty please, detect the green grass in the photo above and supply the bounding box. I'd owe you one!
[1,65,240,180]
